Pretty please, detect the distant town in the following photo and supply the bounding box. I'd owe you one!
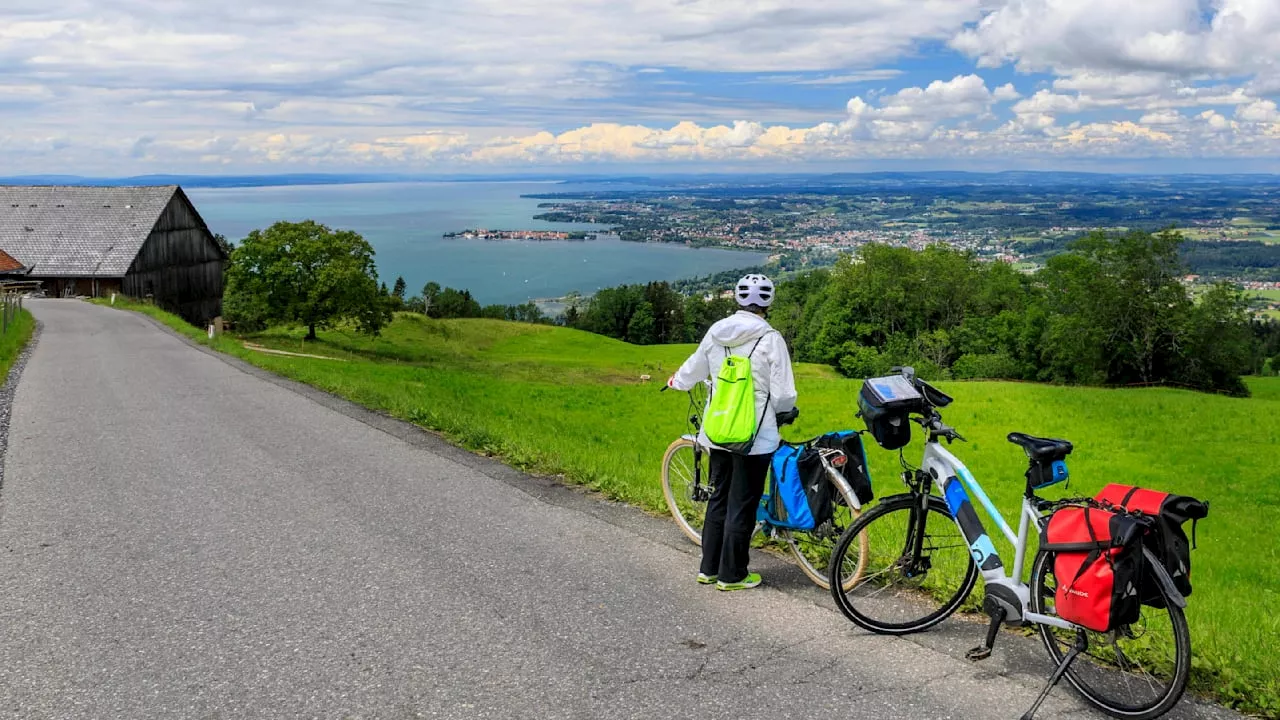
[443,228,595,241]
[518,174,1280,318]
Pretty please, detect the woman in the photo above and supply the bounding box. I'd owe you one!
[667,274,797,591]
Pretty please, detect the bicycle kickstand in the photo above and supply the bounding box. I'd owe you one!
[965,599,1007,661]
[1020,643,1082,720]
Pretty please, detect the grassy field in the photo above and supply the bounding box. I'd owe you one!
[97,298,1278,716]
[0,307,35,382]
[1248,289,1280,302]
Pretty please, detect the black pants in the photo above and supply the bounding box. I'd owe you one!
[700,450,771,583]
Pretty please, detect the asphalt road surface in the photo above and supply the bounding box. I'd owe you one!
[0,300,1243,720]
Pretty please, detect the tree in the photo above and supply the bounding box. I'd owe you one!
[213,232,234,256]
[392,276,407,308]
[1177,282,1253,395]
[580,285,645,339]
[223,220,390,340]
[422,282,442,317]
[627,301,657,344]
[434,287,481,318]
[509,302,545,324]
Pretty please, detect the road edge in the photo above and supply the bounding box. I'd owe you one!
[0,318,41,509]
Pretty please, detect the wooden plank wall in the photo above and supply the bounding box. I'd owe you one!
[123,192,227,325]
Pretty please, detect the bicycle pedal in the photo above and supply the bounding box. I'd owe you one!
[966,645,993,661]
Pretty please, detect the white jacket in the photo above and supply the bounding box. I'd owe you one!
[669,310,798,455]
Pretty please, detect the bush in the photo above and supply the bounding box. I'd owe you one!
[836,343,883,379]
[953,353,1024,380]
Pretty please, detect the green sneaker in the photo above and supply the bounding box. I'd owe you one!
[716,573,762,591]
[696,573,718,585]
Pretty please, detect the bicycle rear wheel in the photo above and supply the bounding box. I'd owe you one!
[661,437,708,545]
[829,493,978,634]
[1030,548,1190,719]
[778,475,867,591]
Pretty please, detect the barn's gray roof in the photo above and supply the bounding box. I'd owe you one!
[0,185,179,277]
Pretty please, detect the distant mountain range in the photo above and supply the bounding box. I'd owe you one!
[3,170,1280,190]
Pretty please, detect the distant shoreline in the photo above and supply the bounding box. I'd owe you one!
[443,229,597,241]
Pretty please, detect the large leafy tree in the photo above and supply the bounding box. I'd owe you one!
[223,220,391,340]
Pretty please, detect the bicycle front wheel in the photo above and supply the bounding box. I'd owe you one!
[829,493,978,634]
[778,476,867,591]
[1030,548,1190,719]
[661,438,709,545]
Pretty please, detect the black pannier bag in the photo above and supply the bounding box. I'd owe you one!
[858,375,925,451]
[1041,504,1148,633]
[814,430,874,505]
[1095,484,1208,605]
[795,448,834,527]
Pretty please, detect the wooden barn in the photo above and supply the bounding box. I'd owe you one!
[0,185,227,324]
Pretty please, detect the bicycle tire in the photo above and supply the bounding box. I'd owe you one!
[661,437,706,545]
[778,475,868,591]
[829,493,978,635]
[1030,547,1191,719]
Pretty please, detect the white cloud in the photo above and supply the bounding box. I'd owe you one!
[1,0,1279,172]
[992,83,1021,101]
[1237,100,1280,123]
[789,70,905,85]
[1139,110,1185,126]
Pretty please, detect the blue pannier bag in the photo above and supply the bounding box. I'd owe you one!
[766,442,832,530]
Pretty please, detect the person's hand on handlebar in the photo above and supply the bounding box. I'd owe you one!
[775,406,800,426]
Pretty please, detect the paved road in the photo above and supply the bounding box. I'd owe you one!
[0,300,1241,720]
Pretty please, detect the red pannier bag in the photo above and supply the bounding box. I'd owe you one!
[1095,484,1208,605]
[1041,505,1146,633]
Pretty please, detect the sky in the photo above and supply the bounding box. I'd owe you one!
[2,0,1280,175]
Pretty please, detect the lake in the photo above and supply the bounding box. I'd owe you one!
[186,182,769,306]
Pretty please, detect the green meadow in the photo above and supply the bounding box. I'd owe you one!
[98,298,1279,716]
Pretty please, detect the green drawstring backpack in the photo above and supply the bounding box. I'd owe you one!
[704,336,770,454]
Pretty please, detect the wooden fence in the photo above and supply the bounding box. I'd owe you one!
[1,293,23,335]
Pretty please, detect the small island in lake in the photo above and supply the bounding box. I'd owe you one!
[443,228,595,241]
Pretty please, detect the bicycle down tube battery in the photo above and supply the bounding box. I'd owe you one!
[943,477,1004,573]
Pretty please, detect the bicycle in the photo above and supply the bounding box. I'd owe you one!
[827,368,1191,720]
[660,382,869,590]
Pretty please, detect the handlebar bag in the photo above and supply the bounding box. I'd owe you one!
[1095,484,1208,605]
[858,376,923,451]
[1042,505,1147,633]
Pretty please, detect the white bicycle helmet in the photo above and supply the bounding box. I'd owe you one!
[735,273,775,308]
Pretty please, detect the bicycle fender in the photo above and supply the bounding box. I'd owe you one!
[1143,546,1188,609]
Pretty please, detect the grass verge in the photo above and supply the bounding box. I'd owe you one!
[0,308,35,381]
[93,297,1279,717]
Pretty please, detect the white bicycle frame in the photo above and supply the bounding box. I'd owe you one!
[920,442,1076,632]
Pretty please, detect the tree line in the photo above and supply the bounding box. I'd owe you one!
[572,229,1262,396]
[217,220,1266,395]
